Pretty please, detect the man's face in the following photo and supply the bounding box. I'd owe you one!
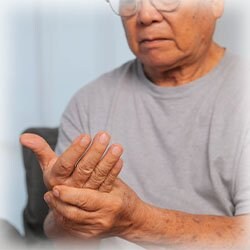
[122,0,224,70]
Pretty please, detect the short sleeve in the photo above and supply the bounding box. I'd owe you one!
[233,128,250,215]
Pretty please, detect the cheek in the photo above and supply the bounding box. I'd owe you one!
[177,27,199,50]
[126,33,138,54]
[122,19,139,55]
[173,17,209,53]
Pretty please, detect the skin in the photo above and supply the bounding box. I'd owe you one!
[21,0,250,248]
[20,131,123,243]
[122,0,225,86]
[45,181,250,249]
[20,131,123,191]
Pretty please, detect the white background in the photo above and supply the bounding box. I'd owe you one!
[0,0,249,233]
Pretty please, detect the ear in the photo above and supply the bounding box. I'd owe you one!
[211,0,224,19]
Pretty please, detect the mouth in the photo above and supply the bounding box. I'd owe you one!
[139,38,168,44]
[139,38,172,48]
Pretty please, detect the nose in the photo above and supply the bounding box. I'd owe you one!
[137,0,164,26]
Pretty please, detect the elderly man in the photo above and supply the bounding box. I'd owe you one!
[21,0,250,249]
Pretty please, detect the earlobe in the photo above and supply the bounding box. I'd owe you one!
[211,0,224,18]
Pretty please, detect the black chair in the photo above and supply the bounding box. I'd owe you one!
[21,127,58,243]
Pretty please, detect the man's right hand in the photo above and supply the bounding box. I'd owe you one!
[20,131,123,192]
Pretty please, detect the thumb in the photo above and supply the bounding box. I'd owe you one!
[20,133,57,171]
[52,185,109,211]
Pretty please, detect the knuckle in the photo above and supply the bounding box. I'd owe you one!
[77,166,93,177]
[113,198,123,212]
[100,183,112,193]
[59,157,73,172]
[99,174,117,192]
[94,166,109,179]
[80,157,97,169]
[99,218,113,231]
[76,160,94,176]
[103,157,116,168]
[85,180,98,190]
[85,178,100,189]
[108,171,117,180]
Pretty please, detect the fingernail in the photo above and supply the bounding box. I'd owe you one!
[80,135,90,147]
[44,193,51,203]
[112,146,123,156]
[53,188,60,198]
[99,133,109,145]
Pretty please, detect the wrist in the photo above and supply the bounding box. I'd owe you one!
[119,199,155,242]
[120,201,173,247]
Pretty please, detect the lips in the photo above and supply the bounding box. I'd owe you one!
[138,37,172,49]
[139,37,168,44]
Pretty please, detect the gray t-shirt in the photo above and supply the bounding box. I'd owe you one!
[56,51,250,217]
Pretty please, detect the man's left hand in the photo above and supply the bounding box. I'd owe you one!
[44,179,147,240]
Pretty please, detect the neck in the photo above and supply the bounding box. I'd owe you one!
[142,43,225,87]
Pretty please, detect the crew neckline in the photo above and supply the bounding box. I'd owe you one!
[135,50,231,99]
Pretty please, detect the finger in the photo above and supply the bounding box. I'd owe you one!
[52,185,108,211]
[20,133,56,171]
[44,191,93,224]
[51,134,91,178]
[99,159,123,193]
[71,131,111,186]
[84,144,123,190]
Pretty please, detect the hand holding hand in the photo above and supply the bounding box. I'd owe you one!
[20,131,124,242]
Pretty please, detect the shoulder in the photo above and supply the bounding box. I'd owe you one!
[211,51,250,135]
[64,59,137,113]
[75,59,137,101]
[215,51,250,108]
[219,51,249,84]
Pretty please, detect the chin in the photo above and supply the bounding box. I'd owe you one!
[139,52,183,70]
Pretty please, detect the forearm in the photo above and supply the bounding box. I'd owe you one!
[121,203,250,250]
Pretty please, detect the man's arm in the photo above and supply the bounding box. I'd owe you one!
[127,204,250,250]
[44,180,250,250]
